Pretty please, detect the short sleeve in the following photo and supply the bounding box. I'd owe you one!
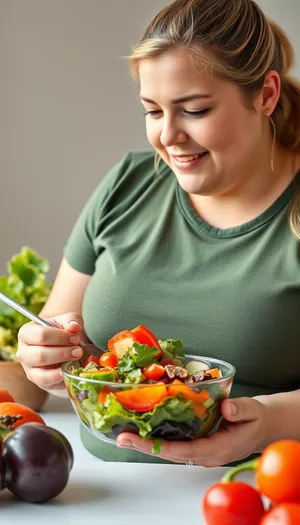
[63,154,130,275]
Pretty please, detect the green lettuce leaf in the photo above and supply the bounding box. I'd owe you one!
[158,339,185,360]
[117,344,159,382]
[90,393,194,443]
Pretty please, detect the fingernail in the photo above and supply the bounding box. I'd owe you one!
[70,335,80,344]
[118,440,132,448]
[68,321,81,328]
[71,347,83,358]
[230,402,237,416]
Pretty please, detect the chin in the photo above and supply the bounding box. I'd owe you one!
[175,173,212,196]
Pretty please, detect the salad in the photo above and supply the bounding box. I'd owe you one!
[63,325,231,453]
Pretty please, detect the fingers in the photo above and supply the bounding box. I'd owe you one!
[16,311,85,392]
[117,433,207,464]
[23,364,66,391]
[17,344,83,367]
[51,312,84,333]
[221,397,264,423]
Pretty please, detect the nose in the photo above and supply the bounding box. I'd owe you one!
[160,117,187,147]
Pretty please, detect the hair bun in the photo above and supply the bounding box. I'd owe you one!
[268,19,294,74]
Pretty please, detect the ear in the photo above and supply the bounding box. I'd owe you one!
[257,70,281,115]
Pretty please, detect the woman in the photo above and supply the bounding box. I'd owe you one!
[17,0,300,466]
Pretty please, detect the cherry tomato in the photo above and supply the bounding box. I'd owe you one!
[256,440,300,503]
[202,481,265,525]
[260,503,300,525]
[142,363,165,381]
[0,402,45,428]
[131,325,162,359]
[82,355,99,368]
[0,388,15,403]
[115,385,167,412]
[99,352,118,369]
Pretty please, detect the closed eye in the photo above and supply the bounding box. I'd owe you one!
[183,108,211,118]
[144,108,212,118]
[143,110,162,117]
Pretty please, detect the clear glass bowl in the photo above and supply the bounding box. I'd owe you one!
[61,355,235,447]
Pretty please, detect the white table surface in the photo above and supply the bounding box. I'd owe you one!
[0,394,255,524]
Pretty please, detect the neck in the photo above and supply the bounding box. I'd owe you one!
[189,148,298,230]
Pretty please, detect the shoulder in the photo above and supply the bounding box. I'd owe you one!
[99,151,170,205]
[84,151,171,220]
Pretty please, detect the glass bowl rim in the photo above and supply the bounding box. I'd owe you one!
[61,354,236,388]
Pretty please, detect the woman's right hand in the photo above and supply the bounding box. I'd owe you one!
[17,312,84,391]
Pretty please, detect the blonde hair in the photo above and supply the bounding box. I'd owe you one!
[129,0,300,240]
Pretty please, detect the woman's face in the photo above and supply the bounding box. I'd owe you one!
[138,48,266,196]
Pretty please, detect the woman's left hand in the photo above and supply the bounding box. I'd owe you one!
[117,397,269,466]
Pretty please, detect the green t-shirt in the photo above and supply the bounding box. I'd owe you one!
[64,151,300,463]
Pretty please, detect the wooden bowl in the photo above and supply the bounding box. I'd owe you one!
[0,361,48,412]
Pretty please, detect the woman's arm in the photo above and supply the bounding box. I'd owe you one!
[39,257,91,398]
[254,389,300,449]
[40,257,91,339]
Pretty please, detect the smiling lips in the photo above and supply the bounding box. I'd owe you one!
[171,152,208,164]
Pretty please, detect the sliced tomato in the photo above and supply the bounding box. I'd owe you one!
[131,325,162,359]
[142,363,166,381]
[115,385,168,412]
[107,330,137,359]
[99,352,118,369]
[82,355,99,368]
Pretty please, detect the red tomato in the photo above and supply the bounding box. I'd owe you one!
[0,402,45,428]
[107,330,138,359]
[131,325,162,359]
[202,481,265,525]
[260,503,300,525]
[82,355,99,368]
[0,388,15,403]
[256,440,300,503]
[115,385,167,412]
[99,352,118,369]
[142,363,165,381]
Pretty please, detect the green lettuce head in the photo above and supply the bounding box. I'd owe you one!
[0,247,51,361]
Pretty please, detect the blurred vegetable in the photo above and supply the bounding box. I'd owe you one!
[0,388,15,403]
[202,481,265,525]
[0,402,45,428]
[259,503,300,525]
[256,440,300,504]
[0,422,73,502]
[0,247,51,361]
[225,440,300,504]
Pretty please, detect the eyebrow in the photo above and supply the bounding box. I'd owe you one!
[139,94,212,104]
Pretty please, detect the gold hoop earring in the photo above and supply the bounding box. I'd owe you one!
[265,109,276,172]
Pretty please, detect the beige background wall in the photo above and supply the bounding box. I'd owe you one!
[1,0,299,280]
